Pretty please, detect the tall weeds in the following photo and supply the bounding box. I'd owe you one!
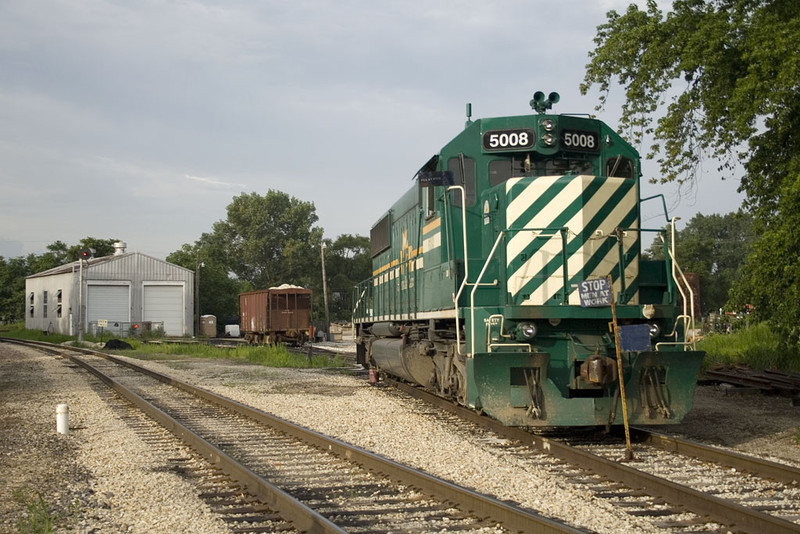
[698,322,800,372]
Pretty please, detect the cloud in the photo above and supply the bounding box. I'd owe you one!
[184,174,246,189]
[0,0,744,259]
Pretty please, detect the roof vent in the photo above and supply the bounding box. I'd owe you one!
[113,242,127,256]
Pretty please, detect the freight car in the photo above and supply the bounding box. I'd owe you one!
[240,285,312,345]
[353,93,704,427]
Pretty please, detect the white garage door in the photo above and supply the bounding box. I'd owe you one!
[143,285,184,336]
[87,285,130,324]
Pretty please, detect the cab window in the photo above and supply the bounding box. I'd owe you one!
[422,183,436,218]
[606,156,635,179]
[489,156,594,186]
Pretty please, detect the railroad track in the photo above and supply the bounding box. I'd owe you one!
[386,378,800,534]
[2,339,583,534]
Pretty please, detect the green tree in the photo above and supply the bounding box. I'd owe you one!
[0,237,122,325]
[166,242,249,326]
[212,190,323,290]
[66,237,118,260]
[645,212,754,315]
[323,234,371,321]
[0,256,30,323]
[582,0,800,344]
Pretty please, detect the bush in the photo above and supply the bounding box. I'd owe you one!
[698,322,800,372]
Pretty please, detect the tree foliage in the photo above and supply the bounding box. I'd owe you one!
[0,237,119,324]
[166,242,249,326]
[211,190,324,290]
[582,0,800,187]
[170,190,371,325]
[646,212,755,315]
[583,0,800,345]
[323,234,371,321]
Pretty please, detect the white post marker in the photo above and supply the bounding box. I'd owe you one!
[56,404,69,435]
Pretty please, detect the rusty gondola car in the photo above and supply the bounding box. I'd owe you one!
[239,285,312,345]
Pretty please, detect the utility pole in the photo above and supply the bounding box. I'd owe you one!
[78,257,83,342]
[320,242,330,342]
[195,254,201,337]
[77,248,93,342]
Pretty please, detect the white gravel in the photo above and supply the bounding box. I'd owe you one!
[3,340,799,533]
[1,344,229,533]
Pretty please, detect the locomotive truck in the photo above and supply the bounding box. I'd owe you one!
[353,92,704,427]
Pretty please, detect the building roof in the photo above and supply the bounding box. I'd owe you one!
[25,251,192,279]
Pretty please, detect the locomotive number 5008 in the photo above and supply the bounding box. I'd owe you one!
[482,129,535,151]
[561,129,600,152]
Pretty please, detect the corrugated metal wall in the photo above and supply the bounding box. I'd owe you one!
[25,252,194,336]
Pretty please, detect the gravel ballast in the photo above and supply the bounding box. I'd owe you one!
[2,341,799,533]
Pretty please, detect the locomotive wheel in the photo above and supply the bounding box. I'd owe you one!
[450,364,467,405]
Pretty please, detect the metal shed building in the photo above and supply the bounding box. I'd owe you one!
[25,244,194,337]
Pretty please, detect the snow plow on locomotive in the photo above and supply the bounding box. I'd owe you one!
[353,93,704,427]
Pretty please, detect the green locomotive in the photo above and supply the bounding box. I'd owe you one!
[353,93,704,427]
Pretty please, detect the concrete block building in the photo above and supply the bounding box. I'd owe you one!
[25,242,194,337]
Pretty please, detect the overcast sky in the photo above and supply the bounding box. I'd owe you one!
[0,0,744,260]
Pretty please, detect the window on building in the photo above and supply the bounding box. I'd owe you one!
[43,291,48,304]
[57,305,62,318]
[29,306,34,318]
[57,289,62,303]
[29,292,34,304]
[43,305,47,318]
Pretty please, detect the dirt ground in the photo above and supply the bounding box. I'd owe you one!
[662,384,800,466]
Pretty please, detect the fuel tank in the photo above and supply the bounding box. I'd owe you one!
[370,338,435,387]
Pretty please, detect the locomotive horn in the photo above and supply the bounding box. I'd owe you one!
[530,91,559,113]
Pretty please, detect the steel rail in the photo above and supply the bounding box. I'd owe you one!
[64,350,347,534]
[632,428,800,485]
[387,379,800,534]
[96,350,584,534]
[3,339,585,534]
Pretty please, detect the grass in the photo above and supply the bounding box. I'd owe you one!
[121,339,348,368]
[13,489,54,534]
[12,488,82,534]
[697,322,800,373]
[0,322,74,344]
[0,322,348,369]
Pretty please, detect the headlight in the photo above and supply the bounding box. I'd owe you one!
[542,133,555,146]
[517,322,537,340]
[541,119,555,131]
[648,323,661,338]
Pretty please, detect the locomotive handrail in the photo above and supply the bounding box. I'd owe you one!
[666,246,698,351]
[614,227,629,302]
[640,193,672,224]
[469,226,570,354]
[352,285,368,319]
[504,226,572,303]
[469,232,505,356]
[449,185,469,357]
